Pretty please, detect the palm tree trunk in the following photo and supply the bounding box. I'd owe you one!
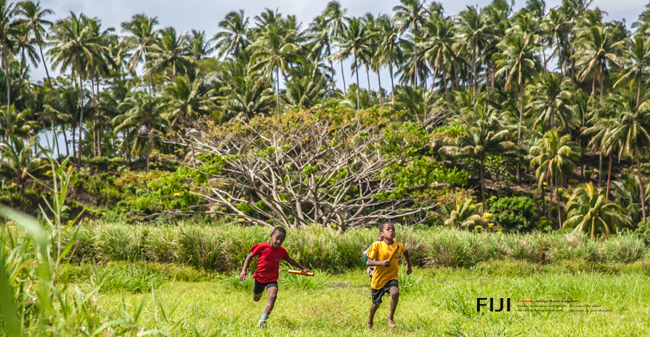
[556,179,562,229]
[443,66,449,102]
[62,124,69,157]
[377,70,383,105]
[546,176,553,220]
[517,81,524,182]
[413,46,418,87]
[3,43,11,130]
[605,154,612,200]
[598,153,602,188]
[340,60,347,95]
[38,42,53,90]
[354,53,360,111]
[599,62,604,105]
[71,124,76,159]
[146,137,151,173]
[485,63,490,102]
[325,39,334,86]
[78,72,84,166]
[430,67,437,92]
[365,64,371,91]
[472,45,476,103]
[635,147,647,223]
[542,47,547,76]
[389,61,395,105]
[591,71,595,97]
[480,160,485,207]
[637,71,642,108]
[276,65,281,116]
[52,120,59,157]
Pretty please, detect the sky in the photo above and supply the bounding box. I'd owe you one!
[34,0,648,89]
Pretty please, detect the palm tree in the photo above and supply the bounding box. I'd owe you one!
[0,136,46,211]
[0,105,38,139]
[145,27,191,80]
[442,105,514,206]
[211,10,249,59]
[375,14,402,105]
[17,1,53,88]
[604,85,650,223]
[306,14,335,83]
[282,62,328,108]
[393,0,428,86]
[121,14,159,93]
[564,182,630,239]
[186,30,211,60]
[633,3,650,35]
[494,32,538,180]
[527,72,572,131]
[530,130,580,228]
[456,6,491,101]
[12,22,40,82]
[323,1,348,95]
[494,33,538,141]
[331,17,372,111]
[162,75,215,129]
[217,56,274,120]
[544,8,570,77]
[0,0,18,130]
[114,91,166,172]
[442,197,488,229]
[573,23,623,104]
[420,16,455,101]
[249,23,298,116]
[48,12,106,165]
[614,35,650,108]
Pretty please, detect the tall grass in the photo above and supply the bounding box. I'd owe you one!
[52,222,649,274]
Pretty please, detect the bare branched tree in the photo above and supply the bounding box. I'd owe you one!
[170,111,437,230]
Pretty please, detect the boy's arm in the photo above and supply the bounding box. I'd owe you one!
[285,257,310,274]
[367,258,391,267]
[403,249,412,275]
[239,253,254,281]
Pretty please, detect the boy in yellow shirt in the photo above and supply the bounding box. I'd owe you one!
[365,222,412,329]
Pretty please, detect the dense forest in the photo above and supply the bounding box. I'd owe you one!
[1,0,650,240]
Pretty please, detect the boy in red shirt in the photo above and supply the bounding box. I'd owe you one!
[239,227,310,328]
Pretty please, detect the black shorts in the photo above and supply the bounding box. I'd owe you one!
[253,280,278,295]
[371,279,398,304]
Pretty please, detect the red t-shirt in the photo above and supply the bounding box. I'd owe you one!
[250,242,290,283]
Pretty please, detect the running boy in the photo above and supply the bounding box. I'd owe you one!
[239,227,310,328]
[365,223,412,329]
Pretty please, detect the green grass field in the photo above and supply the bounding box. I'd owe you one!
[75,261,650,336]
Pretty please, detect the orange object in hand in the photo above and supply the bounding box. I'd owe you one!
[288,270,314,276]
[387,246,400,262]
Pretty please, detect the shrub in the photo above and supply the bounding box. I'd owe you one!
[634,221,650,246]
[490,196,539,232]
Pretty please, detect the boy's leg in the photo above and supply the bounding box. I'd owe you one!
[387,285,399,328]
[253,280,264,302]
[367,303,380,329]
[367,287,382,329]
[263,285,278,315]
[257,283,278,328]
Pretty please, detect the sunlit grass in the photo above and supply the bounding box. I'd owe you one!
[90,261,650,336]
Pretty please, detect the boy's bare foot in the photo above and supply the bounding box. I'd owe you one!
[388,317,397,328]
[367,322,373,329]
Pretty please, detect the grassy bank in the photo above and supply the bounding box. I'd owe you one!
[70,260,650,336]
[56,223,650,273]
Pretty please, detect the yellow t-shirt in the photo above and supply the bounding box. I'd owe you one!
[366,241,406,290]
